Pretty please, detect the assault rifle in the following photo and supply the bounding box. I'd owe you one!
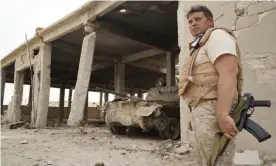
[212,93,272,166]
[237,93,271,141]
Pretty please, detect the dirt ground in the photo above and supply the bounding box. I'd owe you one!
[1,121,276,166]
[1,122,197,166]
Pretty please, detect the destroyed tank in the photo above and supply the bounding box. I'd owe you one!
[99,77,180,140]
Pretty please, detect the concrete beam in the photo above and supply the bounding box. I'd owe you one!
[121,48,165,63]
[15,52,36,72]
[92,60,167,74]
[35,42,51,128]
[53,40,120,62]
[1,68,6,115]
[68,32,96,126]
[9,69,25,123]
[143,57,167,67]
[1,1,125,68]
[1,38,40,68]
[52,40,80,55]
[92,62,114,71]
[99,21,172,51]
[53,41,166,73]
[129,61,167,73]
[91,48,166,72]
[41,1,125,42]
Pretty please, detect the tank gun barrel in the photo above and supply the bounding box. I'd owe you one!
[95,87,142,100]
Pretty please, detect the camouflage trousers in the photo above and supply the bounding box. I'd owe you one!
[190,100,236,166]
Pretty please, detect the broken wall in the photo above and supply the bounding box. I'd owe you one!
[178,1,276,155]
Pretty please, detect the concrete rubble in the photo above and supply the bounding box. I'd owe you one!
[2,119,276,166]
[234,150,261,166]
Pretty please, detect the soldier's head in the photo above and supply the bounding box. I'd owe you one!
[186,5,214,37]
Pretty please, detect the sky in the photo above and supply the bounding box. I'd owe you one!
[0,0,117,105]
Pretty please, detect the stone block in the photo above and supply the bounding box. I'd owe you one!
[234,150,261,165]
[255,69,276,84]
[243,53,268,70]
[236,15,259,30]
[266,54,276,70]
[237,10,276,55]
[248,1,276,15]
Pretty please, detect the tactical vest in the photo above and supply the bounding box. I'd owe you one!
[178,27,244,107]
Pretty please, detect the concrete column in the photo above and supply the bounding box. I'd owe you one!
[67,28,96,126]
[35,42,51,128]
[67,88,73,117]
[1,68,6,115]
[83,92,88,121]
[130,91,135,96]
[104,93,109,103]
[166,52,176,86]
[130,84,135,96]
[9,70,25,123]
[137,90,143,98]
[58,79,65,123]
[31,56,41,126]
[177,1,191,146]
[28,84,32,108]
[99,92,103,106]
[114,63,125,98]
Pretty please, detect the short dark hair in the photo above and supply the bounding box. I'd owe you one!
[186,5,213,19]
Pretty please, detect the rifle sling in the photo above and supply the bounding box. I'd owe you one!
[208,99,246,166]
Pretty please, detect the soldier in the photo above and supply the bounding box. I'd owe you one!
[178,5,243,166]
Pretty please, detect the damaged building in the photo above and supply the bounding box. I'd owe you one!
[1,0,276,157]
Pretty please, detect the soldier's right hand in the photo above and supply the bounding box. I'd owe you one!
[216,115,239,139]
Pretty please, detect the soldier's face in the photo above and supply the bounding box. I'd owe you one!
[188,12,214,37]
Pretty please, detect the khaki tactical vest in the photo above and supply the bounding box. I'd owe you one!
[178,27,244,107]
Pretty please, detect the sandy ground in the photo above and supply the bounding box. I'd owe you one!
[1,123,197,166]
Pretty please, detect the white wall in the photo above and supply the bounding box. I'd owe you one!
[178,1,276,155]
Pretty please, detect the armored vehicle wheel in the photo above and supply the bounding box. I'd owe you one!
[108,123,127,135]
[158,118,180,140]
